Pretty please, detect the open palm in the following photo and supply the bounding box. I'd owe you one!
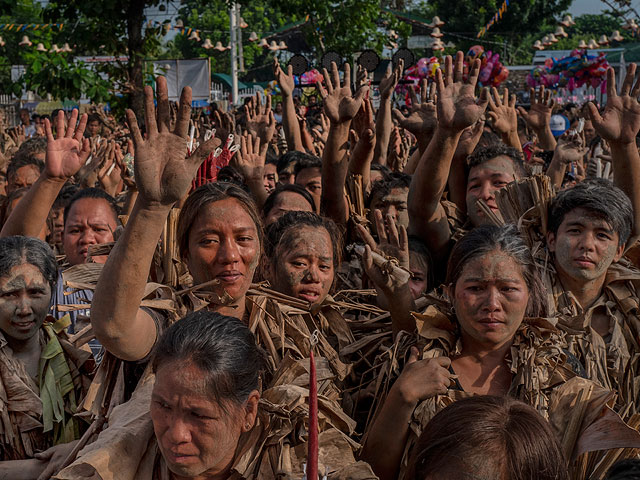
[44,109,90,180]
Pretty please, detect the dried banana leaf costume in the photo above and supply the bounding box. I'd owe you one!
[0,315,93,460]
[365,304,640,480]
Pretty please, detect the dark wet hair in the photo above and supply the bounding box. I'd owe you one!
[293,153,322,179]
[366,172,411,208]
[548,178,633,246]
[63,188,119,227]
[446,224,548,317]
[370,163,392,177]
[606,459,640,480]
[87,113,101,124]
[0,236,57,292]
[217,165,247,189]
[467,143,527,178]
[152,311,265,407]
[407,395,568,480]
[408,235,434,292]
[53,183,80,210]
[6,153,44,181]
[277,151,317,176]
[262,184,316,219]
[16,137,47,157]
[264,211,343,268]
[177,182,263,259]
[478,130,501,148]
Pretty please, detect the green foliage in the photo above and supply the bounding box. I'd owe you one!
[16,49,112,102]
[409,0,572,63]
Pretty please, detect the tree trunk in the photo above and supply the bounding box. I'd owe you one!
[127,0,146,123]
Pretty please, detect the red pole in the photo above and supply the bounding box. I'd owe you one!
[308,347,318,480]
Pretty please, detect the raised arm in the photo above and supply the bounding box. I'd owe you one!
[274,58,304,152]
[517,86,556,151]
[348,97,376,192]
[546,132,586,190]
[318,62,368,225]
[588,64,640,241]
[0,110,89,238]
[372,61,402,166]
[408,53,488,260]
[91,77,218,361]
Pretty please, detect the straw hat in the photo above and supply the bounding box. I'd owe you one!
[248,31,259,42]
[430,27,444,38]
[62,43,73,52]
[560,15,575,27]
[548,33,558,43]
[188,30,200,41]
[429,16,445,28]
[598,35,609,45]
[19,35,32,46]
[202,38,214,49]
[51,44,60,53]
[610,30,624,42]
[268,41,279,51]
[214,41,226,51]
[577,39,588,49]
[0,37,5,47]
[623,18,638,30]
[554,26,568,37]
[258,38,268,48]
[278,41,287,50]
[36,43,47,52]
[587,39,599,49]
[239,17,248,28]
[542,35,551,46]
[533,40,544,50]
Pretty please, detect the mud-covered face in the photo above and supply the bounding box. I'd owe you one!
[452,249,529,351]
[0,263,51,343]
[270,225,334,305]
[151,361,250,479]
[63,198,117,266]
[7,165,40,195]
[295,167,322,211]
[547,207,623,283]
[186,198,260,302]
[466,156,518,227]
[369,187,409,231]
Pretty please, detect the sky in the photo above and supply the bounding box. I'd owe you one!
[569,0,639,15]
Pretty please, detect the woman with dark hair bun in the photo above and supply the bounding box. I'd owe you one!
[56,311,376,479]
[362,224,640,480]
[406,396,568,480]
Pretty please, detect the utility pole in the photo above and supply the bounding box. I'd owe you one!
[236,3,245,73]
[230,3,238,105]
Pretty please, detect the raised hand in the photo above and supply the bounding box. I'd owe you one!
[317,62,369,124]
[588,64,640,145]
[273,58,295,97]
[233,132,268,182]
[358,210,409,287]
[125,76,219,208]
[455,119,485,159]
[246,92,276,144]
[394,347,453,404]
[487,87,517,135]
[379,59,403,101]
[554,131,587,164]
[44,109,90,181]
[392,78,437,138]
[517,86,554,132]
[97,141,123,196]
[436,52,489,132]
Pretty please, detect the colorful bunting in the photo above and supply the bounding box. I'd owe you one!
[477,0,509,38]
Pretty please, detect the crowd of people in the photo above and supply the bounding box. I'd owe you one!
[0,50,639,479]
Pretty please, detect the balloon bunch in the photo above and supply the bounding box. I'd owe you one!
[527,49,610,92]
[297,69,324,86]
[465,45,509,87]
[396,45,508,101]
